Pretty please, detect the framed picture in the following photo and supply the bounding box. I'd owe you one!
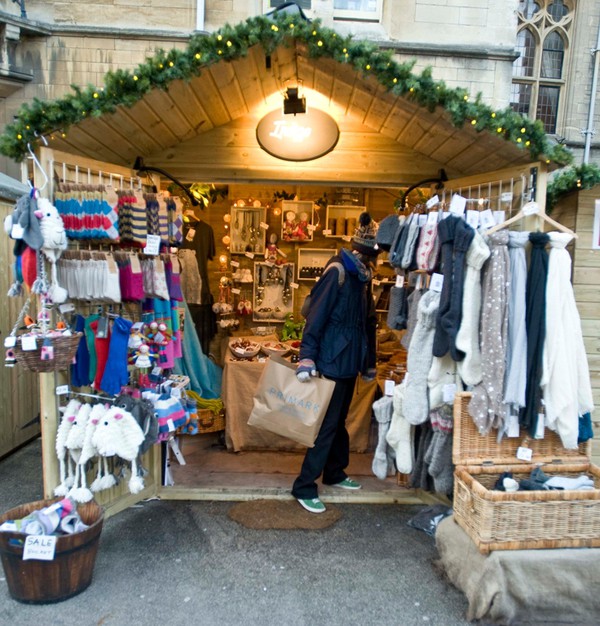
[230,205,267,255]
[281,200,314,242]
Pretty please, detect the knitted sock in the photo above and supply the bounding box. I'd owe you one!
[386,383,414,474]
[432,215,460,357]
[100,317,133,395]
[401,288,425,350]
[401,219,421,269]
[429,434,454,495]
[439,220,475,361]
[84,314,100,384]
[71,314,91,387]
[91,320,111,390]
[372,395,394,480]
[386,286,407,331]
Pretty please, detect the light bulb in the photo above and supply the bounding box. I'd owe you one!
[222,235,231,246]
[223,213,231,223]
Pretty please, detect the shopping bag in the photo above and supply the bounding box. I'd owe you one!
[247,355,335,447]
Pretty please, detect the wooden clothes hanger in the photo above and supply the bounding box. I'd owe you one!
[485,201,577,238]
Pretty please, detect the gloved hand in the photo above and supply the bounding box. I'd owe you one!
[296,359,317,383]
[361,368,377,382]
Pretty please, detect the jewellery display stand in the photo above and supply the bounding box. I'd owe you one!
[230,205,267,254]
[253,261,295,322]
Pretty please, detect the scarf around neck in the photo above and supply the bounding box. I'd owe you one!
[341,248,373,282]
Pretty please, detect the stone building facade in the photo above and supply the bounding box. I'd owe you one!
[1,0,597,176]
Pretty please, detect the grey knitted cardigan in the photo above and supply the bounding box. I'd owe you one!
[403,289,441,425]
[468,230,510,435]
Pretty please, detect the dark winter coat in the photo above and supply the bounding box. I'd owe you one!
[299,252,377,379]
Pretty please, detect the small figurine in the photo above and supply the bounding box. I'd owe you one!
[296,211,310,239]
[134,344,154,369]
[265,233,286,263]
[282,211,297,241]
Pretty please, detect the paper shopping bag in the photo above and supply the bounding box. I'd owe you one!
[247,355,335,447]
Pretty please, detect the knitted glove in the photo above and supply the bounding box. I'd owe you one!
[362,367,377,382]
[296,358,317,383]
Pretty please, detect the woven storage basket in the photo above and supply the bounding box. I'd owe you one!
[196,408,226,434]
[14,332,82,373]
[453,392,600,553]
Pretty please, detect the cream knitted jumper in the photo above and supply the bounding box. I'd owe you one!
[541,232,595,449]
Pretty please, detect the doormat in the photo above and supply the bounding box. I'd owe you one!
[228,499,342,530]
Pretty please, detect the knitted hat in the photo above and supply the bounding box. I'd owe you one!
[352,212,381,257]
[376,214,401,252]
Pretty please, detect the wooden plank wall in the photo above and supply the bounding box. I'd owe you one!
[568,188,600,465]
[0,199,40,458]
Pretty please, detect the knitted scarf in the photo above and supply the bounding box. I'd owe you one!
[340,247,373,282]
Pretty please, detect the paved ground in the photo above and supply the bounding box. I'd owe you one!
[0,440,472,626]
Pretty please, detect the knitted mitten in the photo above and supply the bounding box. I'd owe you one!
[386,286,407,331]
[403,290,440,425]
[372,395,395,480]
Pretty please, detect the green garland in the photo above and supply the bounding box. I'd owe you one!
[0,13,574,166]
[546,163,600,211]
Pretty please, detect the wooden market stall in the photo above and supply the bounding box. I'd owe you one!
[6,14,591,516]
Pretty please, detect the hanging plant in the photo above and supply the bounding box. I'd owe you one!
[546,163,600,212]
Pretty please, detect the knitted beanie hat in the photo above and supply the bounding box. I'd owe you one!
[153,394,187,439]
[376,214,401,252]
[352,212,381,257]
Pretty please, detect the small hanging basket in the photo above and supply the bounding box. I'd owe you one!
[13,332,82,373]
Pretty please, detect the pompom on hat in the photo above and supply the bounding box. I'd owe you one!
[351,212,381,257]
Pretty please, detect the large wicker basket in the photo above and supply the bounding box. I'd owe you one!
[452,392,600,553]
[13,332,82,373]
[196,408,225,434]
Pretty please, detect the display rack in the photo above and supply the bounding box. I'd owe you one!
[230,205,267,254]
[252,261,295,322]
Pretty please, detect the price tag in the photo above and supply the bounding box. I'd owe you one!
[372,279,381,286]
[427,211,438,225]
[322,229,332,235]
[522,201,540,216]
[341,235,352,242]
[23,535,57,561]
[289,282,299,289]
[4,336,16,348]
[265,261,275,267]
[516,446,533,462]
[493,210,506,225]
[231,288,241,295]
[307,224,316,232]
[426,194,439,209]
[384,380,395,396]
[259,222,269,230]
[171,387,181,399]
[167,418,176,432]
[479,209,496,229]
[152,366,162,376]
[418,214,427,226]
[130,254,142,273]
[244,252,255,259]
[500,191,513,203]
[185,228,196,242]
[443,383,457,403]
[144,234,161,255]
[395,274,405,288]
[21,335,37,351]
[534,413,545,439]
[429,273,444,293]
[230,260,240,268]
[59,303,75,314]
[55,385,70,396]
[506,414,520,438]
[449,194,467,216]
[466,210,480,228]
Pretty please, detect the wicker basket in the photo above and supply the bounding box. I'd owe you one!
[196,408,226,434]
[14,332,82,373]
[453,392,600,553]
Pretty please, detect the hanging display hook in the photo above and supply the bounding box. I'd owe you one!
[26,141,49,192]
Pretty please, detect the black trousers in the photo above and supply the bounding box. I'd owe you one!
[291,376,357,500]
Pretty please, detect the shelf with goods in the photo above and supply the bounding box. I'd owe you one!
[323,205,366,239]
[280,200,315,243]
[229,204,267,255]
[297,247,337,281]
[252,261,295,323]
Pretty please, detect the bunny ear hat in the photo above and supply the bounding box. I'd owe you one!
[92,406,146,495]
[35,196,68,303]
[54,399,82,497]
[85,403,118,493]
[65,403,95,503]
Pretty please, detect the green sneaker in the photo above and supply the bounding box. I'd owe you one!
[297,497,326,514]
[332,478,362,490]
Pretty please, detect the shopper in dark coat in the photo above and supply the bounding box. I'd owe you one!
[292,213,380,514]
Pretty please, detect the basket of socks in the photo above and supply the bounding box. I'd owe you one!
[452,392,600,553]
